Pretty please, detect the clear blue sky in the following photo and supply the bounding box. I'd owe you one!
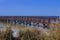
[0,0,60,16]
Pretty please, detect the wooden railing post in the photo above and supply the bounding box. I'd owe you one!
[48,18,50,24]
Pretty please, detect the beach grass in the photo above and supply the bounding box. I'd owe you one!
[0,22,60,40]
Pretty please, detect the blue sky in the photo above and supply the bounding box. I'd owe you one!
[0,0,60,16]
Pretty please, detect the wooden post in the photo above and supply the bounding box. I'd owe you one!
[48,18,50,24]
[54,18,56,22]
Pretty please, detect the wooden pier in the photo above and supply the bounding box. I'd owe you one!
[0,16,59,24]
[0,16,59,28]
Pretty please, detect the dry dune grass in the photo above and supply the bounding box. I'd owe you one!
[0,22,60,40]
[48,22,60,40]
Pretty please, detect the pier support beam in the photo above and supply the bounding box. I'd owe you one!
[43,24,49,29]
[26,22,31,26]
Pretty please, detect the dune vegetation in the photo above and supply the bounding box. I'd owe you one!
[0,22,60,40]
